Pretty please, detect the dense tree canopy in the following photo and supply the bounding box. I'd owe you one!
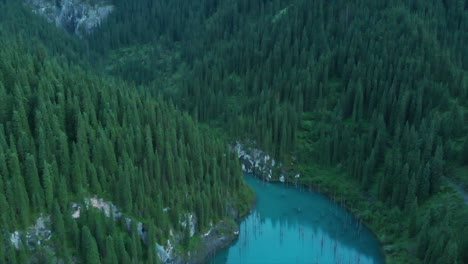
[88,0,467,263]
[0,0,467,263]
[0,2,251,262]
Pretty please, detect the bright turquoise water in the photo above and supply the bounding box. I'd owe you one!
[210,174,385,264]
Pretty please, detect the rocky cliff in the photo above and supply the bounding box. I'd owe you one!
[25,0,114,36]
[233,142,300,183]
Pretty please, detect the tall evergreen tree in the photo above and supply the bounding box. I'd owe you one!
[104,236,118,264]
[24,154,43,212]
[8,151,30,227]
[81,226,101,264]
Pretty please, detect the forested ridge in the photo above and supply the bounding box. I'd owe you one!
[89,0,467,263]
[1,0,467,263]
[0,1,253,263]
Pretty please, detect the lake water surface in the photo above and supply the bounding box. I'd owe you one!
[210,173,385,264]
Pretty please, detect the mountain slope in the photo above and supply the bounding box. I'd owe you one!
[0,7,253,262]
[83,0,467,263]
[3,0,468,263]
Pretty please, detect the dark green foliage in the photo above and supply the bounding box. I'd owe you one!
[52,202,67,258]
[81,226,101,264]
[114,234,131,263]
[0,3,249,261]
[75,0,468,262]
[0,230,4,263]
[85,0,467,262]
[104,236,118,264]
[412,198,467,264]
[8,151,30,227]
[462,138,468,165]
[5,241,16,263]
[0,0,466,263]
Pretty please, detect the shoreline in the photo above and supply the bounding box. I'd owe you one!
[234,142,391,263]
[247,172,387,262]
[176,183,256,264]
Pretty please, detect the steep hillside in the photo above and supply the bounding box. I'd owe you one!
[84,0,468,263]
[3,0,468,263]
[0,4,253,262]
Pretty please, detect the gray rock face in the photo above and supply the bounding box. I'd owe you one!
[195,221,239,263]
[170,221,240,264]
[9,216,52,250]
[25,0,114,36]
[233,141,300,183]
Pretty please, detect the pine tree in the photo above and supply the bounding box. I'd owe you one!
[52,202,67,256]
[70,148,83,194]
[68,215,80,248]
[8,151,30,227]
[115,234,131,264]
[407,205,419,238]
[146,225,159,264]
[42,162,54,211]
[417,224,430,259]
[444,240,459,264]
[0,228,4,263]
[81,226,101,264]
[417,163,431,203]
[398,163,410,208]
[17,246,30,264]
[5,240,17,263]
[405,175,417,212]
[119,157,133,212]
[104,236,118,264]
[430,144,444,195]
[24,154,44,212]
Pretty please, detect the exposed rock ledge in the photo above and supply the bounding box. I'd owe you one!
[170,221,240,264]
[24,0,114,36]
[8,196,240,264]
[232,141,300,183]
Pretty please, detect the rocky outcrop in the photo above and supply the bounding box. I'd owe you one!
[8,195,233,264]
[170,220,240,264]
[232,141,300,183]
[193,221,239,263]
[9,216,51,250]
[233,142,279,179]
[77,198,247,264]
[180,213,197,238]
[72,196,151,244]
[25,0,114,36]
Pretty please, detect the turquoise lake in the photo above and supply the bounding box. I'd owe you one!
[209,173,385,264]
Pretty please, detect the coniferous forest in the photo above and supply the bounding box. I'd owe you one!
[0,0,467,263]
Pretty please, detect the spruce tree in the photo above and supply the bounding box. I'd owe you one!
[8,151,30,227]
[24,154,44,212]
[0,228,4,263]
[41,162,54,211]
[104,236,118,264]
[52,202,67,255]
[430,144,444,195]
[81,226,101,264]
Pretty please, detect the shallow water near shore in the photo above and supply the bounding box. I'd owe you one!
[209,173,384,264]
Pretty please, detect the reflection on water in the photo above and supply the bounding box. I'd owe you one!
[209,174,384,264]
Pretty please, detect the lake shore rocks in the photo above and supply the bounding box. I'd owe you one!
[232,141,300,183]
